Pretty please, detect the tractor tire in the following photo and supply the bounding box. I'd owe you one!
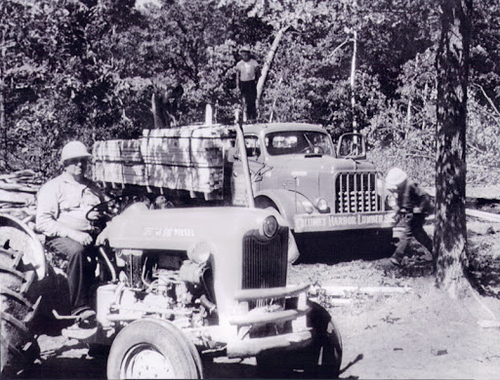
[0,247,41,378]
[107,318,202,379]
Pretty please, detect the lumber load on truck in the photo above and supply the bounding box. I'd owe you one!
[93,125,233,198]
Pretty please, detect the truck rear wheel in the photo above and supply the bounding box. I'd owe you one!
[107,318,202,379]
[0,247,41,378]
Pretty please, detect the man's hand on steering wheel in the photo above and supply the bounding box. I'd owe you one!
[86,193,150,225]
[86,201,113,223]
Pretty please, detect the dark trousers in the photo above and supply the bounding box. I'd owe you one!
[47,237,97,313]
[393,214,433,260]
[240,80,257,120]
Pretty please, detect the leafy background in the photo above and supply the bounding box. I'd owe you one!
[1,0,499,186]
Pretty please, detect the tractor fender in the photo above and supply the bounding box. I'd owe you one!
[255,189,311,230]
[0,213,46,279]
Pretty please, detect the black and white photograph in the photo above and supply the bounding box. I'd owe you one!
[1,0,499,378]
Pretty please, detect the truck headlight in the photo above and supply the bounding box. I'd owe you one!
[261,215,278,238]
[188,241,213,264]
[316,198,330,213]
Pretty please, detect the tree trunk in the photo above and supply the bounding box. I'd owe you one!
[256,25,289,108]
[434,0,472,297]
[0,27,6,170]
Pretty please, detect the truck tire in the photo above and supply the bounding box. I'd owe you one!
[0,247,41,378]
[257,301,342,378]
[107,318,202,379]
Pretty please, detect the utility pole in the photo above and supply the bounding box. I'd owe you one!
[350,30,358,133]
[331,28,358,133]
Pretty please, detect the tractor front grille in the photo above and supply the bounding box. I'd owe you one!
[242,228,288,309]
[335,172,381,213]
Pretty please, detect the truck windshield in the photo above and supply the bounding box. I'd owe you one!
[264,131,334,156]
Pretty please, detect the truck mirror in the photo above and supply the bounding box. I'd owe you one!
[246,147,260,158]
[336,133,366,159]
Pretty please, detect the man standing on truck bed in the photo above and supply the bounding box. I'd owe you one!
[36,141,104,326]
[236,46,260,122]
[385,167,434,266]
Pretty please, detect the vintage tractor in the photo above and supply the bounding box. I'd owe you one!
[0,199,342,378]
[0,120,343,379]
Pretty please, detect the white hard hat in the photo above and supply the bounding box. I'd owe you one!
[60,141,92,164]
[385,167,407,190]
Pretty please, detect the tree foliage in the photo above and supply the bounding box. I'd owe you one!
[0,0,499,184]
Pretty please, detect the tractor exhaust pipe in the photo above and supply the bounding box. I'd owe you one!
[234,110,255,208]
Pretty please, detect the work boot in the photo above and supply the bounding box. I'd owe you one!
[72,306,97,329]
[389,256,408,267]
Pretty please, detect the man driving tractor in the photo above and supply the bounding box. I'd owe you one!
[36,141,104,327]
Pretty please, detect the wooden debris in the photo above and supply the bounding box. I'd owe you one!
[422,186,500,200]
[0,170,40,215]
[477,319,500,329]
[431,348,448,356]
[316,285,412,295]
[466,209,500,223]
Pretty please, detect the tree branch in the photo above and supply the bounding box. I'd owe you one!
[472,83,500,120]
[330,38,352,58]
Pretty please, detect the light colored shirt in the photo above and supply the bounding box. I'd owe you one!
[236,59,259,82]
[36,172,104,238]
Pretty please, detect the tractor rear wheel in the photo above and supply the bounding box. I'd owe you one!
[0,247,41,378]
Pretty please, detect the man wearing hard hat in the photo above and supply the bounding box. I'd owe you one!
[385,167,434,266]
[36,141,104,326]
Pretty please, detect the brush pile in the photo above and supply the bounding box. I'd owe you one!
[0,170,41,220]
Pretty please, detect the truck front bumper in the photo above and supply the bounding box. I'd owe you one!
[294,210,394,233]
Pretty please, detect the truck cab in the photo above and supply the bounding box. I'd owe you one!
[230,123,394,239]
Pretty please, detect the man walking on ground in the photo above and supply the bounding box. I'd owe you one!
[385,167,434,266]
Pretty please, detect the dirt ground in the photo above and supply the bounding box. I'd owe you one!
[26,218,500,380]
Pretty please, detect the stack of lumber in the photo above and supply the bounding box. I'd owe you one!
[93,139,146,186]
[93,125,233,196]
[141,126,227,193]
[0,170,40,218]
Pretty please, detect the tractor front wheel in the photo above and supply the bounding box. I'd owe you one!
[107,318,202,379]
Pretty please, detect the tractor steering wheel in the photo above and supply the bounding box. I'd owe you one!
[86,194,148,223]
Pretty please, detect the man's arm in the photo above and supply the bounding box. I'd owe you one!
[235,64,241,90]
[254,60,261,80]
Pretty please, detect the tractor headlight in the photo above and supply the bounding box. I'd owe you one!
[187,241,212,264]
[316,198,330,213]
[261,215,278,238]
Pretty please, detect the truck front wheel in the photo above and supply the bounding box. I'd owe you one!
[107,318,202,379]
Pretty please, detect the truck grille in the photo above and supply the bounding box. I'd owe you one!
[335,172,381,213]
[242,228,288,294]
